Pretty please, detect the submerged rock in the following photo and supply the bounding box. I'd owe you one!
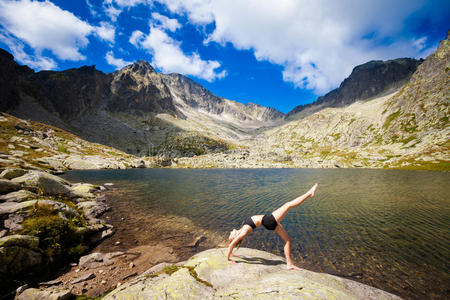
[104,248,401,300]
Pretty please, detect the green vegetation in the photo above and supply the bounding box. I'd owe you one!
[383,109,401,130]
[57,143,69,153]
[20,203,88,259]
[399,135,417,146]
[146,264,213,287]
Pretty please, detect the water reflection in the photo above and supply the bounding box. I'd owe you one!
[64,168,450,299]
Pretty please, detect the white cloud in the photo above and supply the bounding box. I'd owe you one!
[156,0,429,94]
[155,0,214,24]
[105,50,132,69]
[0,30,56,70]
[0,0,93,61]
[129,30,144,47]
[102,0,149,21]
[95,22,116,43]
[151,12,181,32]
[131,26,226,81]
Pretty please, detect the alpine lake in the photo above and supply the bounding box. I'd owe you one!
[63,168,450,299]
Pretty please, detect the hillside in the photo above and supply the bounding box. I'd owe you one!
[0,50,283,158]
[177,33,449,170]
[286,58,423,120]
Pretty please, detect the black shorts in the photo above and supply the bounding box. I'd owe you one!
[262,214,277,230]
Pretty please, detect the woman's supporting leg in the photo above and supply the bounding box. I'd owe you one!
[275,224,301,270]
[272,183,318,223]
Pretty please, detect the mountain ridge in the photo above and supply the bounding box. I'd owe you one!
[286,57,423,120]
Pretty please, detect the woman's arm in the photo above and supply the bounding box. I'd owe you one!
[226,228,250,263]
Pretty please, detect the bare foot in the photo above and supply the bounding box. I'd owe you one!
[227,260,237,265]
[309,183,318,197]
[287,264,302,271]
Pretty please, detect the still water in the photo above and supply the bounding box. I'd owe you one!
[64,168,450,299]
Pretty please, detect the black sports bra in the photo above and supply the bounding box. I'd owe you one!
[243,216,256,230]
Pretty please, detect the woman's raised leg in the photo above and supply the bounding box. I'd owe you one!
[272,183,318,223]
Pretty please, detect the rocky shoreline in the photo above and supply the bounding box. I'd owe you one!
[0,167,118,297]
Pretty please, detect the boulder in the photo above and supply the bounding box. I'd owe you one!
[0,190,37,203]
[0,179,21,194]
[78,252,122,269]
[70,183,98,198]
[15,287,72,300]
[0,235,39,249]
[0,246,42,275]
[103,248,402,300]
[0,168,27,180]
[76,201,109,219]
[12,171,72,196]
[0,200,79,219]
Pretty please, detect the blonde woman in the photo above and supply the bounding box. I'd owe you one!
[227,183,318,270]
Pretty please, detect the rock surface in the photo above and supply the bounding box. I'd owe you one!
[15,286,72,300]
[103,248,401,300]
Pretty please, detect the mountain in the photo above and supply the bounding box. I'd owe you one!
[286,58,423,120]
[0,50,283,157]
[243,32,448,170]
[0,31,448,170]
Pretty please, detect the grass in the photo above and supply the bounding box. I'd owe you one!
[20,202,88,259]
[383,109,401,130]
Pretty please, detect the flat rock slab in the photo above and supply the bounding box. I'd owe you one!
[0,190,37,203]
[104,248,402,300]
[71,272,95,284]
[16,287,72,300]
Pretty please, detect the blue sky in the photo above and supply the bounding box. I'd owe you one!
[0,0,448,113]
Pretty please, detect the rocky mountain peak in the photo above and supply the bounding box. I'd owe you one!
[123,60,156,76]
[286,57,423,120]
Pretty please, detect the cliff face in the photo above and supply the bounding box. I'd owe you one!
[286,58,423,120]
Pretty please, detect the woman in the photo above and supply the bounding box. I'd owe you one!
[227,183,318,270]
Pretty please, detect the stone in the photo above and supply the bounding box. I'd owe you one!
[187,236,206,248]
[12,171,72,196]
[38,279,62,287]
[0,168,27,180]
[4,214,25,231]
[0,179,21,194]
[70,183,98,198]
[0,190,37,203]
[79,252,104,268]
[103,248,402,300]
[71,272,95,284]
[76,201,110,218]
[0,200,78,220]
[16,287,72,300]
[78,252,118,269]
[0,246,42,275]
[0,235,39,249]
